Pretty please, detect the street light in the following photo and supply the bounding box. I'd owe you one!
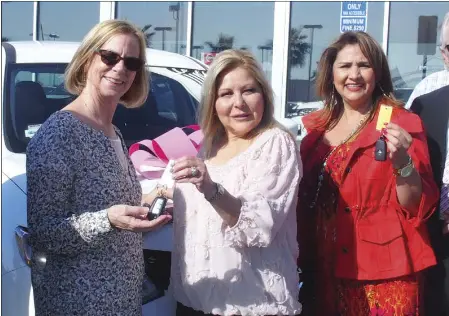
[257,44,273,64]
[192,45,204,59]
[169,2,181,53]
[155,26,173,51]
[303,24,323,101]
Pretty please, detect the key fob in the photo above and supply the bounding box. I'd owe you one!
[144,197,167,220]
[374,137,387,161]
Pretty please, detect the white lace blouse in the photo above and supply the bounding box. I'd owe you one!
[170,127,303,315]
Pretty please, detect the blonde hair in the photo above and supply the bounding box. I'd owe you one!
[198,49,277,157]
[65,19,149,108]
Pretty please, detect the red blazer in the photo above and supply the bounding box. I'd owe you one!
[298,103,438,280]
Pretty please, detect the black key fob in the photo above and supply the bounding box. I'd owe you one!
[144,197,167,220]
[374,137,387,161]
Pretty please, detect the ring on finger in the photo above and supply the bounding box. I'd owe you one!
[190,166,199,177]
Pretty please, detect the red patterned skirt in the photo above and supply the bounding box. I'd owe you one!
[336,275,420,316]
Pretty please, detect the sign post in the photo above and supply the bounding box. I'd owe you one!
[417,15,438,79]
[340,1,368,33]
[201,52,217,66]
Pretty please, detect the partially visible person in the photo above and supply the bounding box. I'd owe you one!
[405,11,449,109]
[410,84,449,316]
[297,31,438,316]
[27,20,171,316]
[169,49,303,316]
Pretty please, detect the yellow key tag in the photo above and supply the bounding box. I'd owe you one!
[375,104,393,131]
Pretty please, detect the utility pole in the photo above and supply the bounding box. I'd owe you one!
[155,26,173,51]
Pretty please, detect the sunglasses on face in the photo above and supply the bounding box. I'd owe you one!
[446,44,449,53]
[95,49,144,72]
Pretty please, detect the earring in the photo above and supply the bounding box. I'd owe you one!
[81,71,87,84]
[329,85,337,106]
[378,85,388,98]
[328,86,333,105]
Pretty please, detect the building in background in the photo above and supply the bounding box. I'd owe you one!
[2,1,448,119]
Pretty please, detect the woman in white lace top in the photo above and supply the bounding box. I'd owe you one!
[169,49,303,315]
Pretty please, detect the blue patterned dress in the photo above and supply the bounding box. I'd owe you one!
[27,111,143,315]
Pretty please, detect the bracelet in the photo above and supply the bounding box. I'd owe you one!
[156,184,168,198]
[393,155,414,177]
[205,182,224,202]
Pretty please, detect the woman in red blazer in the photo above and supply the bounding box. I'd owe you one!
[297,31,438,316]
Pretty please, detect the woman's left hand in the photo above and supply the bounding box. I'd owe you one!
[141,186,174,205]
[171,156,216,197]
[383,122,413,168]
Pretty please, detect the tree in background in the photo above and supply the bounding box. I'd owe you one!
[259,27,311,73]
[205,33,234,53]
[2,36,10,42]
[142,24,156,48]
[289,27,311,71]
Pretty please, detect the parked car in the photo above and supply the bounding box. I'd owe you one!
[1,41,299,316]
[1,41,208,316]
[286,100,324,140]
[390,65,444,106]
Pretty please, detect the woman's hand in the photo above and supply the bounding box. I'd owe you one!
[107,204,172,232]
[383,122,413,168]
[171,156,216,198]
[141,186,174,205]
[141,189,158,205]
[384,122,423,213]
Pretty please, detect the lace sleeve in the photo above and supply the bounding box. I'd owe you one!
[224,129,302,247]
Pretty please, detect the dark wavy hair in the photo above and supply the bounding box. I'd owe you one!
[313,31,402,131]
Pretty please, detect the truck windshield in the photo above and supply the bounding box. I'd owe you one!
[3,63,199,152]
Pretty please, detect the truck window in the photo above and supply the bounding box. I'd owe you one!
[3,63,200,153]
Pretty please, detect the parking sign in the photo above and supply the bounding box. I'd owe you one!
[340,1,368,33]
[201,52,217,66]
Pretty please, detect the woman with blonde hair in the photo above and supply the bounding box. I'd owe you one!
[297,31,438,315]
[27,19,171,315]
[169,49,303,316]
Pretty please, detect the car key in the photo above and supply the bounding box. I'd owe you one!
[144,196,167,221]
[374,136,387,161]
[374,104,392,162]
